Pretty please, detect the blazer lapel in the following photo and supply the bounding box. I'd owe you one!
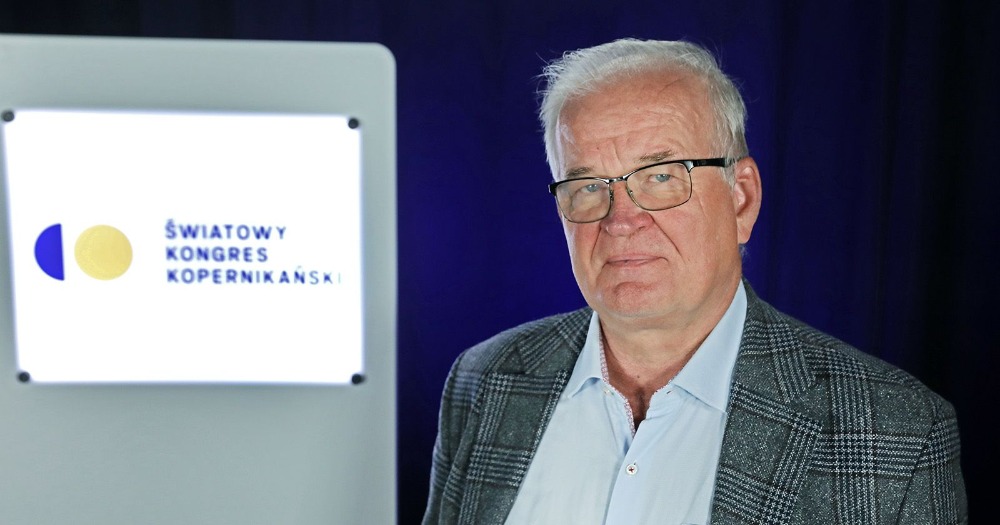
[711,287,823,524]
[456,310,589,525]
[458,371,571,524]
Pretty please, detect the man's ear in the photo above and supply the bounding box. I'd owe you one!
[731,157,762,244]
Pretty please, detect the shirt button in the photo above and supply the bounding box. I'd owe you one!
[625,462,638,476]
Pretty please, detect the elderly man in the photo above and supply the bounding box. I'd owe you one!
[424,39,966,524]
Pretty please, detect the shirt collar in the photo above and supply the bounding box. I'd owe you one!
[564,281,747,412]
[564,310,604,398]
[672,281,747,412]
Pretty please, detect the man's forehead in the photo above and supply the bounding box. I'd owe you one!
[553,71,713,177]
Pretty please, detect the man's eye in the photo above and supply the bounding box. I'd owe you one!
[581,183,603,193]
[651,173,673,183]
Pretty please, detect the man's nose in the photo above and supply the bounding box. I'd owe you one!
[603,181,652,234]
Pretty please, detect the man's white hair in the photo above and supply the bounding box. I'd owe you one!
[539,38,749,182]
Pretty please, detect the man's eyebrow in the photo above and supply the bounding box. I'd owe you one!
[563,150,679,179]
[637,150,678,164]
[564,166,594,179]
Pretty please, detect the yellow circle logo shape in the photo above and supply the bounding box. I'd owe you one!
[74,225,133,280]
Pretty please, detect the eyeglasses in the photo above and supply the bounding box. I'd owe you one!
[547,158,735,223]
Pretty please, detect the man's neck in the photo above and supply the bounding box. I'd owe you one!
[601,326,702,427]
[598,279,741,426]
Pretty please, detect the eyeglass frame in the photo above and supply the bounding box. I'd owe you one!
[547,157,736,223]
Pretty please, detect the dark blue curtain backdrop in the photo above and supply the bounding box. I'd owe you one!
[3,0,997,522]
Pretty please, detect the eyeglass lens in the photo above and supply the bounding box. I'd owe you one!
[554,162,692,222]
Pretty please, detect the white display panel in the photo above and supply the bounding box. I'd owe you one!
[0,35,396,525]
[2,109,363,383]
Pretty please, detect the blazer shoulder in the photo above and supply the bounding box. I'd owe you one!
[443,308,590,404]
[455,308,591,376]
[769,302,954,420]
[728,288,966,525]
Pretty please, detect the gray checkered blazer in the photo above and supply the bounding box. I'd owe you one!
[423,285,967,524]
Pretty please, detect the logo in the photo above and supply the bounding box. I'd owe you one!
[34,224,133,280]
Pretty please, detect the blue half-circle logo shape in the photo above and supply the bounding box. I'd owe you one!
[34,223,64,280]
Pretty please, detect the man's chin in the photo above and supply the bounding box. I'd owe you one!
[590,284,673,320]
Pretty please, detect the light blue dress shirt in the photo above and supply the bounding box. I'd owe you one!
[505,282,747,525]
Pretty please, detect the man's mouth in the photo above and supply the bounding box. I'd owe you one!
[605,255,657,267]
